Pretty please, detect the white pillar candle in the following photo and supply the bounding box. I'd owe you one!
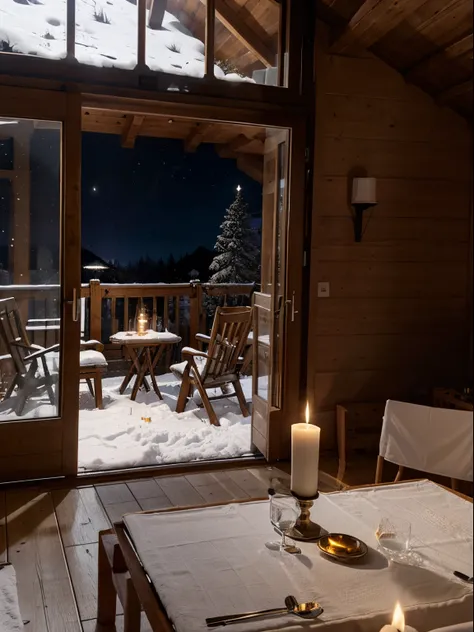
[290,403,320,497]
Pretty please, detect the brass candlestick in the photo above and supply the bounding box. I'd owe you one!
[288,492,327,542]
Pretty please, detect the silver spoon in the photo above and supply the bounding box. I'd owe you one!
[206,595,323,627]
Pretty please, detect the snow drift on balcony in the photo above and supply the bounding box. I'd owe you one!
[0,0,252,81]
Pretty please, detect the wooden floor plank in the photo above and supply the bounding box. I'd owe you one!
[126,478,168,501]
[65,543,98,622]
[185,473,234,503]
[82,612,152,632]
[210,471,251,500]
[225,469,269,498]
[138,496,173,511]
[52,488,110,547]
[154,475,205,506]
[0,490,6,564]
[247,466,290,489]
[65,544,123,622]
[95,484,135,505]
[6,490,81,632]
[103,500,142,524]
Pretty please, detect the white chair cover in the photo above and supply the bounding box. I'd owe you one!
[380,400,473,482]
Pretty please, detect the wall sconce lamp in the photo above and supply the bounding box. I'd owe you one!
[351,177,377,242]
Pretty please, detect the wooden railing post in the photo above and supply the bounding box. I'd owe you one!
[189,282,201,344]
[66,0,76,59]
[89,279,102,342]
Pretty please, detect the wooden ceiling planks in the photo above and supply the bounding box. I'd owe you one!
[165,0,278,74]
[317,0,473,119]
[329,0,428,55]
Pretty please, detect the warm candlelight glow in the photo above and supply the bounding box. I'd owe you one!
[305,401,310,424]
[328,537,346,549]
[392,603,405,632]
[137,307,148,336]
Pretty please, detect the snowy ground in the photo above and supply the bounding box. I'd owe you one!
[0,0,253,80]
[78,373,254,471]
[0,371,254,470]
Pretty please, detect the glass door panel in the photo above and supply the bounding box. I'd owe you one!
[0,117,62,420]
[0,88,81,482]
[252,128,290,460]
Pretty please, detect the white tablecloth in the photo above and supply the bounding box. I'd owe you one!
[124,481,473,632]
[0,565,24,631]
[110,330,181,344]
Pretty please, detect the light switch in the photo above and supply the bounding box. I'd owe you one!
[317,281,330,298]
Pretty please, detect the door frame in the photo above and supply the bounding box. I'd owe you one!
[0,85,309,481]
[0,86,81,481]
[80,95,309,464]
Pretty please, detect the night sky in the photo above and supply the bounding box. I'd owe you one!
[81,133,263,264]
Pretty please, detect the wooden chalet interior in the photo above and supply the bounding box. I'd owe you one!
[0,0,472,629]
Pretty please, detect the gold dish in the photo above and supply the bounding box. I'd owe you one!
[317,533,368,563]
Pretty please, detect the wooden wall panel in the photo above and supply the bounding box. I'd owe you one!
[310,24,472,450]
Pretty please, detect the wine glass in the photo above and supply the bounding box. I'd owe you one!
[265,493,299,553]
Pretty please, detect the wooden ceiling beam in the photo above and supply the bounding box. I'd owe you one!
[405,33,473,82]
[199,0,275,67]
[228,134,263,153]
[148,0,166,29]
[236,155,263,183]
[184,122,212,152]
[330,0,427,55]
[121,114,145,148]
[215,144,263,182]
[437,80,472,104]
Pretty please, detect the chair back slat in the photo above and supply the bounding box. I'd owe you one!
[202,307,253,382]
[0,297,31,375]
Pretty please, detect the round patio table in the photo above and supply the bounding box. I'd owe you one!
[110,330,181,401]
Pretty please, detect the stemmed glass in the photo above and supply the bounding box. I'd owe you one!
[265,492,300,553]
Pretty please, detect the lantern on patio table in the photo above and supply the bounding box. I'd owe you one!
[137,306,148,336]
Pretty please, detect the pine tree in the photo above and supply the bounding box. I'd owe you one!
[209,187,260,284]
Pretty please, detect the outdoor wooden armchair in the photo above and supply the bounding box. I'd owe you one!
[0,297,58,415]
[171,306,253,426]
[0,297,107,414]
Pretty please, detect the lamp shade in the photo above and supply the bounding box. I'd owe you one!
[352,177,377,204]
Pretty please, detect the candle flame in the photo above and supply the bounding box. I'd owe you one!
[391,603,405,632]
[305,401,310,424]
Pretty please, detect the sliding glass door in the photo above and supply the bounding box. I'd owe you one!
[0,88,81,481]
[252,124,306,461]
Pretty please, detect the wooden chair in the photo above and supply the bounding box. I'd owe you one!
[79,341,108,409]
[0,297,107,414]
[171,306,253,426]
[375,399,473,490]
[0,297,59,415]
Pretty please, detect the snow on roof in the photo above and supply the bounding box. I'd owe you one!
[0,0,253,82]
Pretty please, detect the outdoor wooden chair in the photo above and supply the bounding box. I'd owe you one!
[0,297,107,414]
[171,306,253,426]
[0,297,59,415]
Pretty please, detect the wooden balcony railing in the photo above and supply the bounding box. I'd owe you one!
[0,280,255,364]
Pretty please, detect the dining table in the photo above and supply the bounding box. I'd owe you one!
[102,479,473,632]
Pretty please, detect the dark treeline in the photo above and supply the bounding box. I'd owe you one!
[81,246,215,284]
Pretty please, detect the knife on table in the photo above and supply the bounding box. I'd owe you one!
[454,571,473,583]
